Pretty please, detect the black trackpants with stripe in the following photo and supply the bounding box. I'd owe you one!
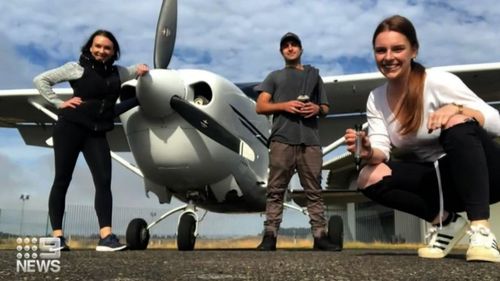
[362,121,500,222]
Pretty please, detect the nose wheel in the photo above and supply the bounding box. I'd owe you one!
[125,203,200,251]
[126,218,150,250]
[177,213,197,251]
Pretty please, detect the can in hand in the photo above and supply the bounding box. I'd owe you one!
[297,95,310,103]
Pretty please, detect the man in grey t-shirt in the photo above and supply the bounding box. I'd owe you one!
[255,32,339,251]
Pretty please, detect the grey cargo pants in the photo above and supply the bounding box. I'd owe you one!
[263,141,327,238]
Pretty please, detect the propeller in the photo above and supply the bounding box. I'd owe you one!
[170,96,255,161]
[118,0,178,116]
[154,0,177,69]
[133,0,255,162]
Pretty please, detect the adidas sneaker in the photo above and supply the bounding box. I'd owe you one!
[466,225,500,263]
[418,214,468,259]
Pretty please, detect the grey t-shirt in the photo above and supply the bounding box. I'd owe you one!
[259,65,328,146]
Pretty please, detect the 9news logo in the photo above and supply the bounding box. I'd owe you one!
[16,237,61,273]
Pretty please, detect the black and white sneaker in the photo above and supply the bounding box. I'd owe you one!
[466,225,500,263]
[53,236,70,252]
[418,213,468,259]
[96,234,127,252]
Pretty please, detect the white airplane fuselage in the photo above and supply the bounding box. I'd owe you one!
[119,69,270,213]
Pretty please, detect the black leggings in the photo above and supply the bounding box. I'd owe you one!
[362,121,500,222]
[49,119,113,230]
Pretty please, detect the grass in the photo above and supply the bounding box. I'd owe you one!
[0,235,440,250]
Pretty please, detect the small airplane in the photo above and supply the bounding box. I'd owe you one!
[1,0,499,251]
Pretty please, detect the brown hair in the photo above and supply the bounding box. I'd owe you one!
[81,29,121,63]
[372,15,426,135]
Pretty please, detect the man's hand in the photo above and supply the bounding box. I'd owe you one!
[282,100,306,114]
[299,102,320,118]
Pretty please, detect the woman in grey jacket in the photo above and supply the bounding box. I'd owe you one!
[34,29,148,252]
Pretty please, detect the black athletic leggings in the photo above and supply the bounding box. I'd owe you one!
[362,120,500,222]
[49,118,113,230]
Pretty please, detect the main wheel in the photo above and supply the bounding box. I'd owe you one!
[177,214,196,251]
[126,218,150,250]
[328,215,344,250]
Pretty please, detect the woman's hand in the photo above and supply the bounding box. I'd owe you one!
[427,104,460,133]
[344,128,372,158]
[60,97,82,109]
[135,64,149,77]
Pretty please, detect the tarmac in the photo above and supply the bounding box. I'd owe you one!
[2,248,499,281]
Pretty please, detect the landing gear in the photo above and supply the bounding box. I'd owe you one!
[126,218,150,250]
[125,202,200,251]
[328,215,344,250]
[177,213,197,251]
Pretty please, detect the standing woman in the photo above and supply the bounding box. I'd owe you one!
[34,29,149,251]
[344,15,500,262]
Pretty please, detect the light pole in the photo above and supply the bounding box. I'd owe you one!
[19,194,30,235]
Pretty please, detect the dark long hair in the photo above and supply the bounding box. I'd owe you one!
[372,15,426,135]
[80,29,121,63]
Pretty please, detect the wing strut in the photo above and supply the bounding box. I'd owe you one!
[322,122,367,156]
[28,99,144,177]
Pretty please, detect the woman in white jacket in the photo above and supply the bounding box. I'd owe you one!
[344,15,500,262]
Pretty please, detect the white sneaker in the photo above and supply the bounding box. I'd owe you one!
[418,214,468,259]
[466,225,500,263]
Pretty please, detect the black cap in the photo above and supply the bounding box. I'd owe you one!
[280,32,302,49]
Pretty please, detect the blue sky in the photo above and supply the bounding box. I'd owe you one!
[1,0,500,236]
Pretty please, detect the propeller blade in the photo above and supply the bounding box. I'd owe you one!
[115,97,139,116]
[115,82,140,116]
[154,0,177,69]
[170,96,255,161]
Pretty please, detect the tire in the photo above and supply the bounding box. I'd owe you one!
[328,215,344,250]
[126,218,150,250]
[177,214,197,251]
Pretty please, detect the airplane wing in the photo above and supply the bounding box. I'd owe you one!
[0,88,130,151]
[2,62,499,153]
[239,62,500,147]
[290,189,369,207]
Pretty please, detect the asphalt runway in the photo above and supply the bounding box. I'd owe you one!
[2,248,499,281]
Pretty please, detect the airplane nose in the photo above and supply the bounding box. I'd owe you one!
[136,69,186,118]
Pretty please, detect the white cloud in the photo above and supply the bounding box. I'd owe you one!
[3,0,500,84]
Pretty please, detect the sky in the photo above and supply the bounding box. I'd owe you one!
[1,0,500,236]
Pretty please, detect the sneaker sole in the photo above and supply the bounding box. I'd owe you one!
[95,245,127,252]
[466,248,500,263]
[52,246,70,252]
[418,223,468,259]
